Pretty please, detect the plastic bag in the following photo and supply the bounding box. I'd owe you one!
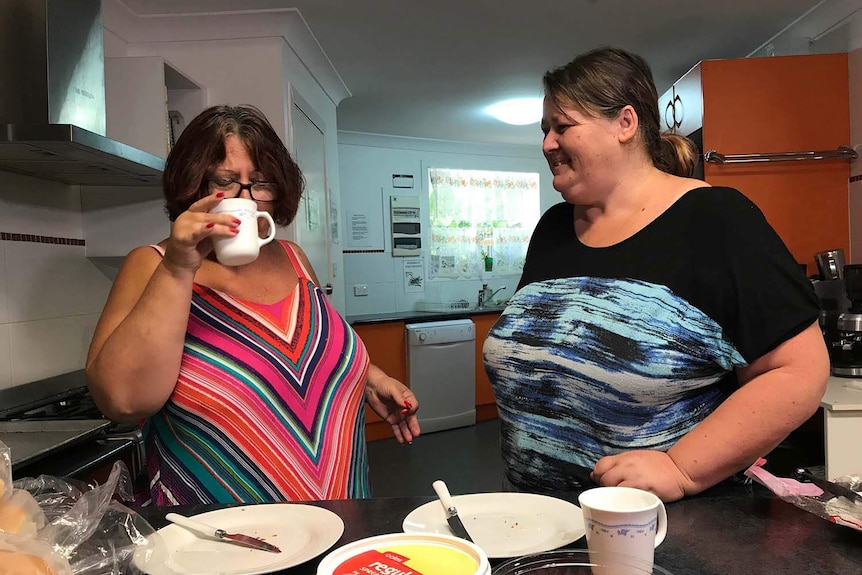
[0,441,158,575]
[0,534,72,575]
[0,441,69,574]
[745,458,862,531]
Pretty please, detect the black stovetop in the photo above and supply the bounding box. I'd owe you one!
[0,370,93,420]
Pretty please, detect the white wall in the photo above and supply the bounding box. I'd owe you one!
[102,0,349,311]
[0,173,114,389]
[338,132,555,316]
[0,7,351,390]
[122,37,348,312]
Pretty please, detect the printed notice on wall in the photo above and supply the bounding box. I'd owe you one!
[403,258,425,293]
[306,196,320,232]
[344,194,384,250]
[348,212,370,247]
[329,190,340,245]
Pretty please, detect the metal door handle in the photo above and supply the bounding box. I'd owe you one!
[324,283,333,295]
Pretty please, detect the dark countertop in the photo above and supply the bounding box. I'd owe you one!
[346,306,505,326]
[134,484,862,574]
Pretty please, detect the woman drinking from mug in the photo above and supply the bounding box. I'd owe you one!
[86,105,419,506]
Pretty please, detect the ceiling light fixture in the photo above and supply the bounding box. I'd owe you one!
[485,97,543,125]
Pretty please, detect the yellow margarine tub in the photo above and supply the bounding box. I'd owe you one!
[316,533,491,575]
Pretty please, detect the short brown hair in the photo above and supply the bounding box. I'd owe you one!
[543,47,697,177]
[162,105,304,226]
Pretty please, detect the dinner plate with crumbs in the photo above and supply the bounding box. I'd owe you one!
[402,492,585,559]
[132,504,344,575]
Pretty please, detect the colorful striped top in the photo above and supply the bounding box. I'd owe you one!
[143,241,370,505]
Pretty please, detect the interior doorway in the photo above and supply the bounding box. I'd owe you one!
[283,88,333,299]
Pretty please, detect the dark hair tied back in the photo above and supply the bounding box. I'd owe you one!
[543,46,699,178]
[657,133,700,177]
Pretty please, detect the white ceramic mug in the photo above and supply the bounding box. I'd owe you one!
[578,487,667,575]
[210,198,276,266]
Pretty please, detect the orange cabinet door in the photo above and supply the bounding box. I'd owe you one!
[699,54,850,272]
[353,321,407,441]
[472,313,501,421]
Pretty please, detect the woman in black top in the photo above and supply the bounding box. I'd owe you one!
[483,47,828,502]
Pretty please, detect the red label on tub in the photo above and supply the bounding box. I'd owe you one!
[334,549,424,575]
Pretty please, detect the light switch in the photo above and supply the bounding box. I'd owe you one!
[354,284,369,297]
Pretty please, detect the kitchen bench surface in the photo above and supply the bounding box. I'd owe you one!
[134,483,862,575]
[346,306,505,326]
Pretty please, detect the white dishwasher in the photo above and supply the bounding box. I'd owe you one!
[405,319,476,434]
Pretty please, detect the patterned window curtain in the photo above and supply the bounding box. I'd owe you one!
[428,168,540,280]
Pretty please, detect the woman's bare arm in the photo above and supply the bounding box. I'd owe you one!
[86,194,239,421]
[85,248,195,421]
[592,321,829,500]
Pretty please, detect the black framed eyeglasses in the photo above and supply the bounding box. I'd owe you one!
[207,178,277,202]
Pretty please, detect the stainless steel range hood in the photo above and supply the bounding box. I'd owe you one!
[0,0,165,186]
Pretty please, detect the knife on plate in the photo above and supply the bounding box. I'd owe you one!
[432,480,474,542]
[792,468,862,504]
[165,512,282,553]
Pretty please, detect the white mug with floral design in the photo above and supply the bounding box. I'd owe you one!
[578,486,667,575]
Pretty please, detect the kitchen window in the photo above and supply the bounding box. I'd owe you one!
[428,168,540,279]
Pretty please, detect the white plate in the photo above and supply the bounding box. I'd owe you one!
[132,504,344,575]
[402,492,585,559]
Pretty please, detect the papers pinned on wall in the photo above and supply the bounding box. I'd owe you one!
[403,258,425,293]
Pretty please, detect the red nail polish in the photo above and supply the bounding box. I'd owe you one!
[230,227,239,234]
[206,222,215,229]
[216,192,225,198]
[232,218,242,225]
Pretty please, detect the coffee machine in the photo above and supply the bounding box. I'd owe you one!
[828,263,862,377]
[813,249,849,363]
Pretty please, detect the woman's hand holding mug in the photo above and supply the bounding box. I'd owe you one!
[162,193,242,272]
[209,198,276,266]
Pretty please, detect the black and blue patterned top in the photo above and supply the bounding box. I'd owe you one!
[483,186,819,492]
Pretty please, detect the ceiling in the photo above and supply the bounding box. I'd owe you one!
[122,0,824,147]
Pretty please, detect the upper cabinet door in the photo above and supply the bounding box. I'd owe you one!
[700,54,849,154]
[659,62,703,138]
[673,63,703,139]
[105,57,204,160]
[658,85,677,134]
[693,53,850,274]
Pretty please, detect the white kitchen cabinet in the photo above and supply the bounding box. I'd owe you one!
[105,56,205,160]
[81,186,168,259]
[83,57,204,258]
[658,63,703,138]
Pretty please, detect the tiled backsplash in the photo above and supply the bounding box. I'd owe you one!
[0,233,85,245]
[0,172,114,390]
